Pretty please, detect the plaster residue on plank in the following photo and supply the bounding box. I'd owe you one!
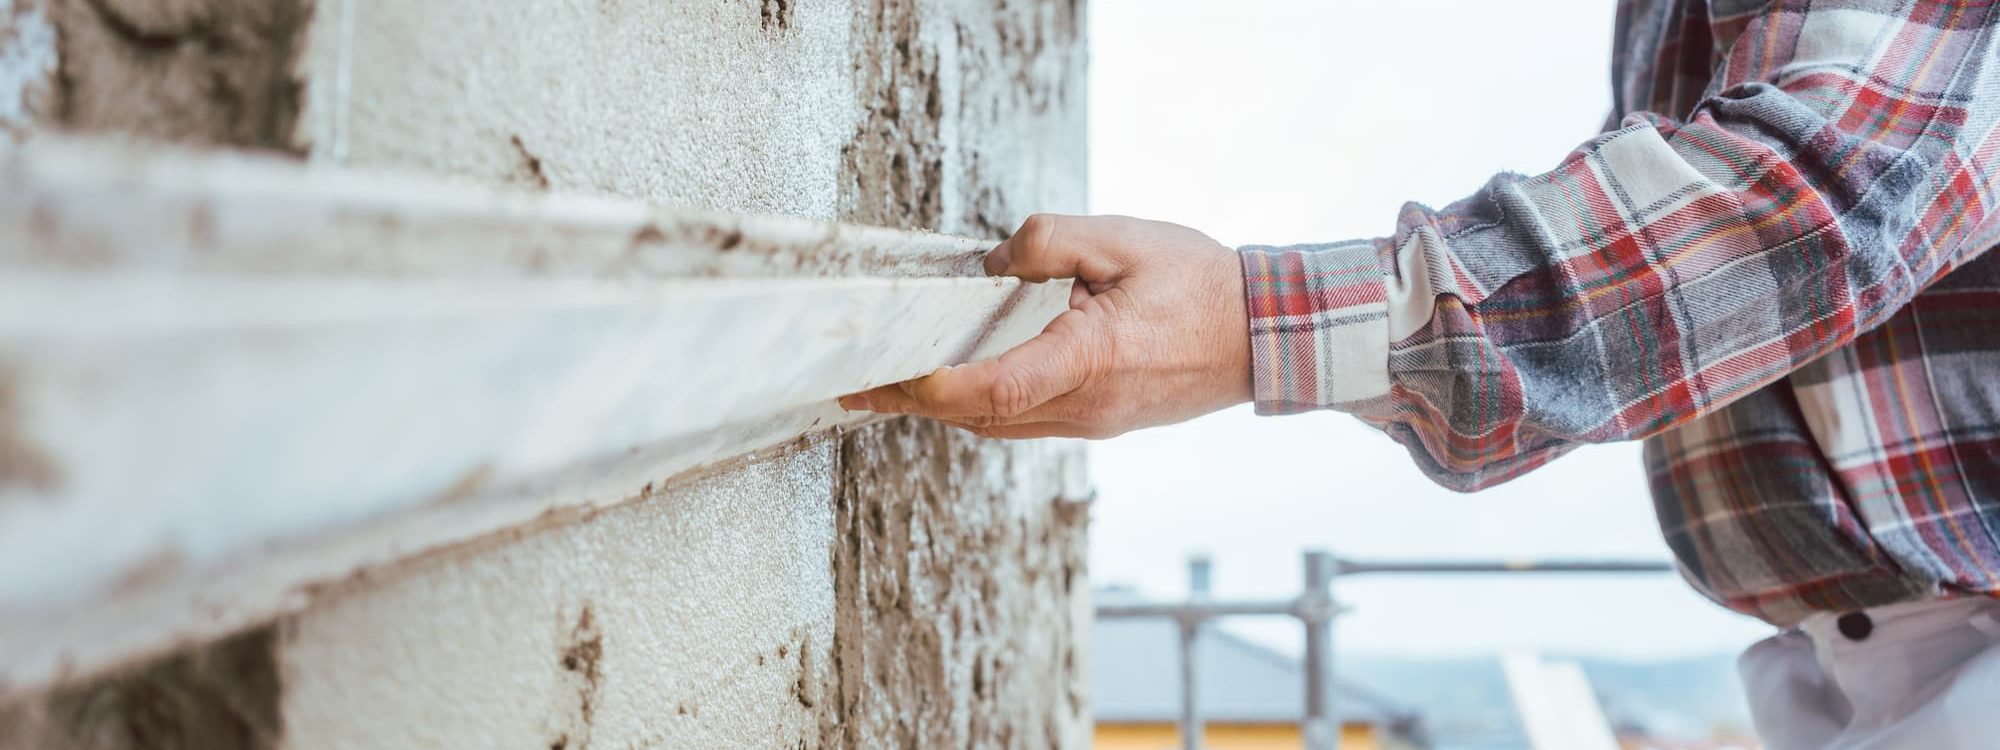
[1,138,1008,279]
[34,0,310,152]
[0,366,60,498]
[0,271,1064,628]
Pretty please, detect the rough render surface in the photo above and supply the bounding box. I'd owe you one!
[17,0,309,151]
[300,0,855,214]
[841,0,1086,235]
[0,629,283,750]
[1,424,1091,749]
[276,438,844,750]
[0,1,56,144]
[0,0,1090,745]
[290,0,1084,232]
[1,0,1085,233]
[826,419,1091,749]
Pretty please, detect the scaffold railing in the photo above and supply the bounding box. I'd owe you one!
[1093,550,1678,750]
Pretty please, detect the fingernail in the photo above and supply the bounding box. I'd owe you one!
[983,243,1012,276]
[839,395,873,412]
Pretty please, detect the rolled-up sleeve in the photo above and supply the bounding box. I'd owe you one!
[1242,0,2000,491]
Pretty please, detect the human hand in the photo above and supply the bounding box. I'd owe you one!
[838,214,1252,439]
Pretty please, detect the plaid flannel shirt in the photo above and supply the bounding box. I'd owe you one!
[1241,0,2000,625]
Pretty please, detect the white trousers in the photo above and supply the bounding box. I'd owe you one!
[1740,596,2000,749]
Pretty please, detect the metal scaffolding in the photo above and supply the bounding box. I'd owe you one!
[1094,550,1678,750]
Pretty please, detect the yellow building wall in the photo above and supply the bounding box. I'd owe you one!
[1094,721,1381,750]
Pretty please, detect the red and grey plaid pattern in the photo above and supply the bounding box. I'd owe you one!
[1243,0,2000,625]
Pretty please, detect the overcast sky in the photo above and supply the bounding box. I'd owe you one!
[1084,0,1775,660]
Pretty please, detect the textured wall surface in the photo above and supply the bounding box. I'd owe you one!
[299,0,858,216]
[827,420,1091,749]
[4,0,310,150]
[0,629,283,750]
[2,428,1092,749]
[0,0,1084,230]
[0,0,1090,747]
[278,440,843,750]
[278,425,1089,750]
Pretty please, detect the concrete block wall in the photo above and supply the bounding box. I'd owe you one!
[3,0,1084,231]
[0,0,1091,747]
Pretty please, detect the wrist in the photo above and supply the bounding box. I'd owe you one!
[1223,248,1254,406]
[1204,243,1255,408]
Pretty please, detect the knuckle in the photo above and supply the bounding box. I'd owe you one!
[1018,213,1053,238]
[1011,216,1043,253]
[1018,214,1061,263]
[1034,214,1061,250]
[989,369,1037,418]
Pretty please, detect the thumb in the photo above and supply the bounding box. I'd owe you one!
[842,308,1100,420]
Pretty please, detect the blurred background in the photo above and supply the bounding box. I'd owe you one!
[1085,2,1770,748]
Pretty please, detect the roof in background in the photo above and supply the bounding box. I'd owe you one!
[1092,592,1422,726]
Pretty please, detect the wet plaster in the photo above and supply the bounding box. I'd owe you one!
[941,0,1087,237]
[0,0,57,144]
[0,628,282,750]
[30,0,310,151]
[840,0,1086,235]
[820,418,1092,749]
[841,0,944,230]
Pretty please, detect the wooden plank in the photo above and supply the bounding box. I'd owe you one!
[0,138,1069,691]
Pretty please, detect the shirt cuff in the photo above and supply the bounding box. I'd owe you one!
[1238,240,1393,416]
